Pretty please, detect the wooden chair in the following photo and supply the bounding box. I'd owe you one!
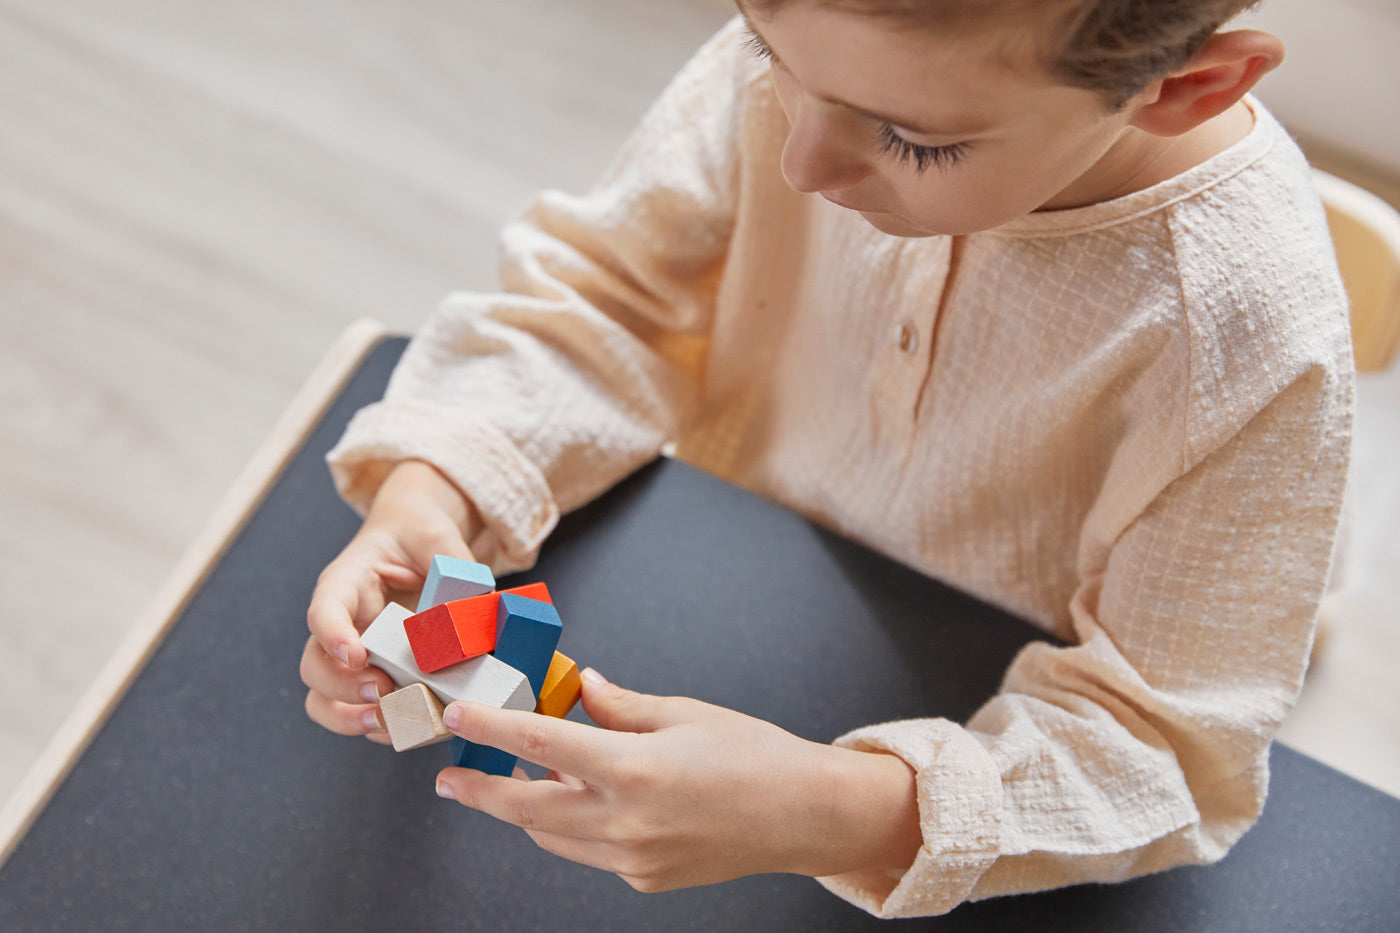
[1314,170,1400,373]
[1309,170,1400,667]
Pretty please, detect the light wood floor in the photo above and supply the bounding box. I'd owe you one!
[2,0,1397,822]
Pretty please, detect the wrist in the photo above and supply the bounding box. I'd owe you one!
[792,743,923,878]
[373,459,484,544]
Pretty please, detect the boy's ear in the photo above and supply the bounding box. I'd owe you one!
[1127,30,1284,137]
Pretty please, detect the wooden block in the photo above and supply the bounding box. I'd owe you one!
[416,555,495,612]
[403,595,497,673]
[494,593,563,700]
[535,651,582,718]
[362,603,535,711]
[360,602,419,688]
[404,584,545,674]
[502,581,552,604]
[449,736,519,778]
[380,683,451,752]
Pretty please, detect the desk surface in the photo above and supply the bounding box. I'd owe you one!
[1,334,1397,932]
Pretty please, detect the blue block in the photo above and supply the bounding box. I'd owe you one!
[494,593,563,699]
[417,555,495,612]
[449,736,517,777]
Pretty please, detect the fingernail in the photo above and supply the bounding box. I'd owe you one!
[442,703,462,730]
[581,667,608,686]
[336,644,351,666]
[362,708,383,731]
[360,682,382,703]
[436,780,456,801]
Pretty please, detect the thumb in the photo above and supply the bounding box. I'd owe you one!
[579,669,680,734]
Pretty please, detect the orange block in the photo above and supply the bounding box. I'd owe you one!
[404,595,498,673]
[504,581,552,604]
[535,651,582,718]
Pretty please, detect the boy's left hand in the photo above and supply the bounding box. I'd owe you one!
[435,669,923,892]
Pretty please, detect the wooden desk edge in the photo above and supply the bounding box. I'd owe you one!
[0,319,393,870]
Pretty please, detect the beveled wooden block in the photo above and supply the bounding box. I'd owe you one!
[380,683,451,752]
[416,555,495,612]
[404,595,497,673]
[536,651,582,719]
[494,592,562,700]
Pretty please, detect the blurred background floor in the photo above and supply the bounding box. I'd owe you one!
[2,0,1397,816]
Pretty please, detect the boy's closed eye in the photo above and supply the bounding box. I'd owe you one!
[876,125,970,174]
[742,22,970,175]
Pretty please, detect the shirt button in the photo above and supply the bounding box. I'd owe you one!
[896,323,918,353]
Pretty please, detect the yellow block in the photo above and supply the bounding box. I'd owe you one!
[535,652,582,719]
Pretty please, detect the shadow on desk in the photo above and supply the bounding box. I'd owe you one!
[0,335,1395,932]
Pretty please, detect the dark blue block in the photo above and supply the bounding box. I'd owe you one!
[449,736,518,777]
[494,593,563,699]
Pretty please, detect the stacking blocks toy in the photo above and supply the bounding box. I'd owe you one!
[494,593,563,699]
[361,603,535,712]
[361,556,579,779]
[536,651,582,718]
[380,683,452,751]
[404,596,498,673]
[417,555,495,612]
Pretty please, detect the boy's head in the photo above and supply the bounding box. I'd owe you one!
[737,0,1282,237]
[746,0,1263,109]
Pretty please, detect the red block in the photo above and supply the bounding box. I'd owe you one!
[404,595,498,673]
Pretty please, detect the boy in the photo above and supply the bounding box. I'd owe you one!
[301,0,1352,917]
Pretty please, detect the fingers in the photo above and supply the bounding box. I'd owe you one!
[444,703,621,783]
[306,555,385,672]
[301,626,395,740]
[546,770,588,790]
[435,767,609,841]
[577,669,686,734]
[300,635,396,706]
[304,687,387,738]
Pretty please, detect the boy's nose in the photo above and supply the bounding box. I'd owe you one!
[779,99,869,195]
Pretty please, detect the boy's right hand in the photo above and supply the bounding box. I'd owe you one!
[300,459,482,742]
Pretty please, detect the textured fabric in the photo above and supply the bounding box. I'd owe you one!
[327,17,1354,918]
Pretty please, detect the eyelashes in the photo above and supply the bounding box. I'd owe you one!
[743,26,774,61]
[876,125,970,174]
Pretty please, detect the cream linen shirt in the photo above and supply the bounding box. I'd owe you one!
[327,18,1354,918]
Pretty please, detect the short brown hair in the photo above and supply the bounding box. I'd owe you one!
[743,0,1263,108]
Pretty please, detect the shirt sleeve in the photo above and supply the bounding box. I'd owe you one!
[818,214,1355,916]
[325,18,755,574]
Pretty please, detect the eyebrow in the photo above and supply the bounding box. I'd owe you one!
[740,18,994,139]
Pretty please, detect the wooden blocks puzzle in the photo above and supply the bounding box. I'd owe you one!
[536,651,582,719]
[359,557,582,779]
[380,683,452,751]
[417,555,495,612]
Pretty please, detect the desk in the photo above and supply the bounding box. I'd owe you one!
[2,327,1397,931]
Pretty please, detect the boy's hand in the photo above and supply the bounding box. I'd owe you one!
[301,460,482,741]
[435,669,924,891]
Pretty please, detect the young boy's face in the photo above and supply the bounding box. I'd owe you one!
[740,3,1154,237]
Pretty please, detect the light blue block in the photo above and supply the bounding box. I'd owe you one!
[449,736,517,777]
[417,555,495,612]
[493,593,563,700]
